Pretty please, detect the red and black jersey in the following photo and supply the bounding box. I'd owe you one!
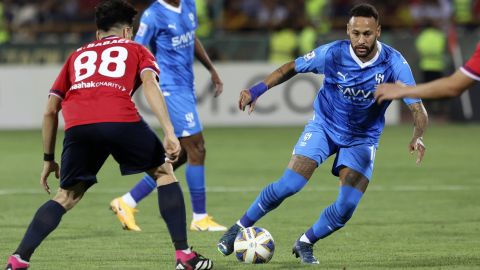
[461,43,480,81]
[50,36,159,130]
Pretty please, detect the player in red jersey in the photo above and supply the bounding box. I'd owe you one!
[3,1,212,270]
[375,43,480,101]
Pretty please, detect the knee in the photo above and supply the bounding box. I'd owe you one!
[273,169,308,197]
[187,141,206,164]
[53,190,82,211]
[173,151,188,170]
[153,163,177,186]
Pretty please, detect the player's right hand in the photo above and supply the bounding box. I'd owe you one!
[40,161,60,194]
[163,134,181,163]
[239,89,256,114]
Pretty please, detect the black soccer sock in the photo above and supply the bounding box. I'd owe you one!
[157,182,188,250]
[15,200,66,261]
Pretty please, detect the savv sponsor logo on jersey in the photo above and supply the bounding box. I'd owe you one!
[171,30,195,49]
[337,85,373,101]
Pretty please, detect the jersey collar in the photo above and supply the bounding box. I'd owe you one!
[349,40,382,69]
[158,0,182,13]
[100,35,119,40]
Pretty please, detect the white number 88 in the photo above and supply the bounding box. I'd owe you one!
[74,46,128,82]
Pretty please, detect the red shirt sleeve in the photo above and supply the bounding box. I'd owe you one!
[50,55,73,99]
[461,43,480,81]
[138,45,160,77]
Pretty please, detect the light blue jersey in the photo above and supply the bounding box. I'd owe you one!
[295,40,420,146]
[135,0,197,89]
[134,0,202,137]
[293,40,421,180]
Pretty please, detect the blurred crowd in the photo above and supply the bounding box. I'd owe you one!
[1,0,480,45]
[1,0,478,121]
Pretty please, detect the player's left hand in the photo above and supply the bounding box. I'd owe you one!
[163,134,181,163]
[211,71,223,98]
[374,82,407,103]
[409,137,425,164]
[40,161,60,194]
[239,89,256,114]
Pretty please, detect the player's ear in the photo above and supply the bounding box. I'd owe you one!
[346,23,350,35]
[377,24,381,37]
[96,30,100,40]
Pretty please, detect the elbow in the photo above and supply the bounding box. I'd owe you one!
[43,110,58,119]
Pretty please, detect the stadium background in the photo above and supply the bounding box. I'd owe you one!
[0,0,479,269]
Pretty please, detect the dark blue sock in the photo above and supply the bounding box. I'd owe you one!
[240,169,307,227]
[157,182,188,250]
[185,164,206,214]
[306,185,363,243]
[130,174,157,203]
[15,200,66,260]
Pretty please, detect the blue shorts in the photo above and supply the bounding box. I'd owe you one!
[60,120,165,189]
[163,87,203,138]
[293,121,377,180]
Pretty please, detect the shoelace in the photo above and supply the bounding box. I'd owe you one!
[300,243,315,259]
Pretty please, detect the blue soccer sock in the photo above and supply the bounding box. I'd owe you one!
[126,174,157,206]
[239,169,307,227]
[304,185,363,244]
[185,164,206,215]
[157,182,188,250]
[15,200,66,261]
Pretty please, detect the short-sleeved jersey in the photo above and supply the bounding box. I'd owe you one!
[50,36,160,130]
[134,0,197,90]
[295,40,421,145]
[460,43,480,81]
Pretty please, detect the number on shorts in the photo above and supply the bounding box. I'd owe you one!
[74,46,128,82]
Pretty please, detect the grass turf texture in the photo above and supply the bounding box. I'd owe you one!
[0,125,479,269]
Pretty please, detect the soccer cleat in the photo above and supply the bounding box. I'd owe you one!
[5,254,29,270]
[109,197,141,231]
[190,215,227,232]
[292,239,320,264]
[216,223,242,256]
[175,249,213,270]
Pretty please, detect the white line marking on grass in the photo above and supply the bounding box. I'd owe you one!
[0,185,478,196]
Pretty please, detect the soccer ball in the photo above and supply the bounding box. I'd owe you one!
[234,226,275,264]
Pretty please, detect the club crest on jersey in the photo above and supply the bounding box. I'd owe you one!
[375,73,384,84]
[189,13,196,27]
[137,23,147,37]
[185,112,196,128]
[299,132,312,146]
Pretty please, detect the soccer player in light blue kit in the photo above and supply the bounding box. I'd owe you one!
[218,4,429,264]
[110,0,227,232]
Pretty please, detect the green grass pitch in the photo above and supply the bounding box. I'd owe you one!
[0,125,479,269]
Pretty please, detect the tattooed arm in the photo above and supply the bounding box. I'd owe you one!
[407,102,428,164]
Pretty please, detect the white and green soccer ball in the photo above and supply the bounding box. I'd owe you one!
[234,226,275,264]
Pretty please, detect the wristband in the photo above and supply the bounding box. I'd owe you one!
[44,153,54,161]
[248,82,268,102]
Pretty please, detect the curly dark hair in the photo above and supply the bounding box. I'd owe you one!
[95,0,138,31]
[349,3,379,23]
